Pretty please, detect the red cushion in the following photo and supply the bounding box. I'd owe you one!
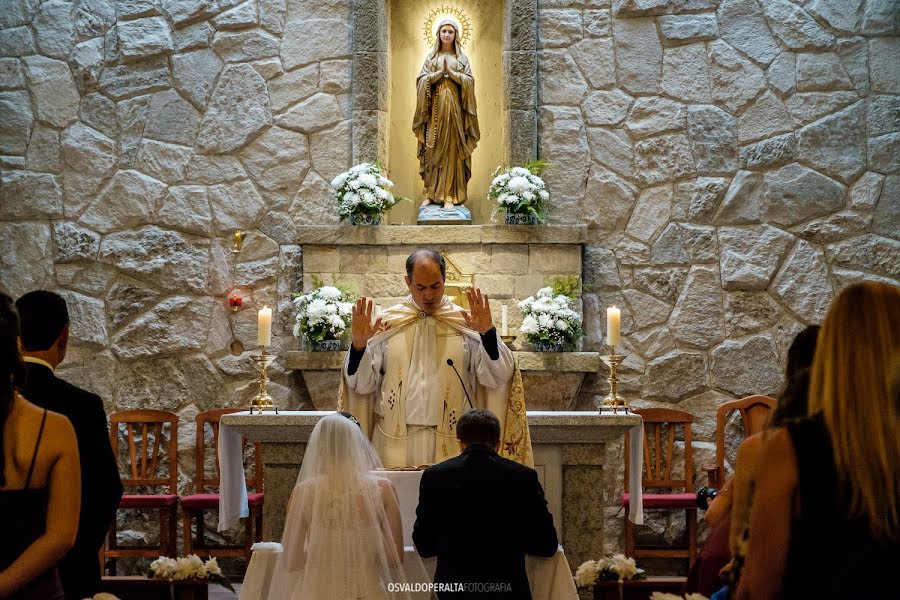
[120,494,178,509]
[621,492,697,509]
[180,492,264,511]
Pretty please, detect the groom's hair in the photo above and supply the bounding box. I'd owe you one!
[406,249,446,280]
[456,409,501,446]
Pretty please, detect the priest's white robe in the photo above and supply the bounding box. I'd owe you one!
[341,296,516,468]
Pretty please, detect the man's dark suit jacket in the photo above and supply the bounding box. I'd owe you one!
[412,445,559,599]
[22,362,124,600]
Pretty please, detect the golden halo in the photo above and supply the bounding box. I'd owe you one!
[422,6,472,47]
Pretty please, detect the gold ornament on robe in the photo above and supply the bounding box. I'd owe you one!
[412,18,480,207]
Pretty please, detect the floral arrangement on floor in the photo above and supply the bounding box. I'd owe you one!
[518,276,583,350]
[332,162,399,223]
[574,554,645,587]
[149,555,234,592]
[292,283,355,345]
[488,160,551,223]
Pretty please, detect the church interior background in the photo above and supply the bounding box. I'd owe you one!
[1,0,898,583]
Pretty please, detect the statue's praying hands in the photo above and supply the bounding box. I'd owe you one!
[460,287,494,334]
[351,297,389,351]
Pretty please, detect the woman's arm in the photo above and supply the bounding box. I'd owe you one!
[379,478,405,567]
[0,415,80,598]
[704,475,733,527]
[729,434,764,556]
[736,429,797,600]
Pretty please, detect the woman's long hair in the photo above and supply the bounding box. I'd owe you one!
[0,293,26,487]
[808,282,900,542]
[428,18,462,60]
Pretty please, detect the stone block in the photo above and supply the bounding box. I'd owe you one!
[213,0,259,30]
[583,167,638,231]
[583,247,621,291]
[538,49,587,105]
[309,119,351,182]
[503,52,537,109]
[687,104,737,175]
[340,246,387,273]
[657,13,718,46]
[717,0,779,65]
[0,222,54,297]
[211,29,280,62]
[767,52,796,95]
[739,133,798,171]
[625,97,685,140]
[633,133,696,186]
[718,225,794,290]
[764,163,846,227]
[861,0,900,35]
[791,210,871,245]
[826,234,900,280]
[625,185,672,243]
[22,56,79,127]
[197,64,272,153]
[0,27,35,57]
[239,125,309,196]
[158,185,213,237]
[633,267,687,304]
[707,40,766,114]
[806,0,862,34]
[303,246,340,272]
[762,0,835,50]
[582,89,633,126]
[785,91,856,127]
[868,132,900,174]
[570,37,615,88]
[612,16,661,94]
[98,59,169,100]
[351,52,388,112]
[0,170,63,220]
[77,93,116,141]
[135,140,193,184]
[363,273,407,298]
[796,101,866,181]
[662,43,711,103]
[584,9,611,37]
[171,48,223,109]
[796,52,852,91]
[528,245,581,274]
[587,127,633,178]
[0,58,24,90]
[724,291,782,337]
[669,265,724,348]
[173,21,213,52]
[112,296,214,360]
[34,0,75,60]
[738,91,791,144]
[281,18,350,70]
[208,179,267,234]
[79,170,166,233]
[117,16,173,61]
[872,176,900,240]
[57,290,108,347]
[711,335,782,397]
[539,8,582,47]
[643,350,707,402]
[0,91,32,155]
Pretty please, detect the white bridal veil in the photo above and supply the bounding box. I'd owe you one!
[267,413,412,600]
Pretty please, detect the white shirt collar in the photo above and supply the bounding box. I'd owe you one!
[22,356,55,373]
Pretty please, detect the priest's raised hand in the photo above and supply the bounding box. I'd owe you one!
[350,297,389,351]
[460,286,494,334]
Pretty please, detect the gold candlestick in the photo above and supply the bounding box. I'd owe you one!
[600,346,628,414]
[249,347,279,414]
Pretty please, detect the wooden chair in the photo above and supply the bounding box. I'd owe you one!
[181,408,264,560]
[623,408,697,569]
[105,410,179,574]
[706,395,775,488]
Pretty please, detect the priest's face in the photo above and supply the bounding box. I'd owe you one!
[406,259,445,315]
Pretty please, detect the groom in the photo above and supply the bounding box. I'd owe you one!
[413,409,558,599]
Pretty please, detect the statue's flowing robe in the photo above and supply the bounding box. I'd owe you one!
[412,51,480,205]
[339,297,532,468]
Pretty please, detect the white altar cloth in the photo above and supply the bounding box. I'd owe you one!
[218,412,644,532]
[238,543,578,600]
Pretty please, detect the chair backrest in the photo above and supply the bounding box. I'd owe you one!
[714,395,775,475]
[109,409,179,494]
[625,408,694,493]
[195,408,263,494]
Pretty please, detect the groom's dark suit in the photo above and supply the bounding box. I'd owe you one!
[413,445,558,599]
[22,361,123,600]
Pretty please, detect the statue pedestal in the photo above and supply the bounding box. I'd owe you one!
[417,203,472,224]
[221,410,640,571]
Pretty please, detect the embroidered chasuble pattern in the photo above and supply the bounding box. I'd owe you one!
[339,296,532,468]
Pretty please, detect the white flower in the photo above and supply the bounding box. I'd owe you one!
[519,315,539,334]
[328,314,346,331]
[337,302,353,316]
[306,298,328,318]
[609,553,638,580]
[574,560,599,587]
[538,313,552,328]
[357,173,378,188]
[203,557,222,577]
[345,192,360,207]
[536,287,553,298]
[378,175,394,187]
[522,190,535,201]
[350,163,369,173]
[173,555,205,580]
[555,319,568,331]
[150,556,177,579]
[317,286,342,300]
[349,179,362,190]
[330,172,349,189]
[511,166,531,177]
[538,189,549,201]
[360,189,377,205]
[508,176,531,194]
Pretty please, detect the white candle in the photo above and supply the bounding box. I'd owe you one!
[500,304,509,337]
[607,306,621,346]
[258,306,272,347]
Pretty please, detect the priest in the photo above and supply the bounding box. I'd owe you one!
[339,250,532,468]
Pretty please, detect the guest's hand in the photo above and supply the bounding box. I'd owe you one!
[351,297,386,350]
[461,287,493,334]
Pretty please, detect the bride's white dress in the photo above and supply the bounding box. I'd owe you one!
[273,476,403,600]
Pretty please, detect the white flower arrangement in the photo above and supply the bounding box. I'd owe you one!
[332,162,398,222]
[292,285,354,343]
[488,164,550,222]
[149,555,232,592]
[574,554,645,587]
[518,287,583,350]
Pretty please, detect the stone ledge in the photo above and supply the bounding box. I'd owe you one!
[284,351,601,372]
[295,225,588,245]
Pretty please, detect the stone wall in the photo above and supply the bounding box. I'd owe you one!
[1,0,899,571]
[533,0,899,560]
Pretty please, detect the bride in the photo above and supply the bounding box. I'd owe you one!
[268,413,412,600]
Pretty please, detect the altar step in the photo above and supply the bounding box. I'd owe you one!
[101,577,239,600]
